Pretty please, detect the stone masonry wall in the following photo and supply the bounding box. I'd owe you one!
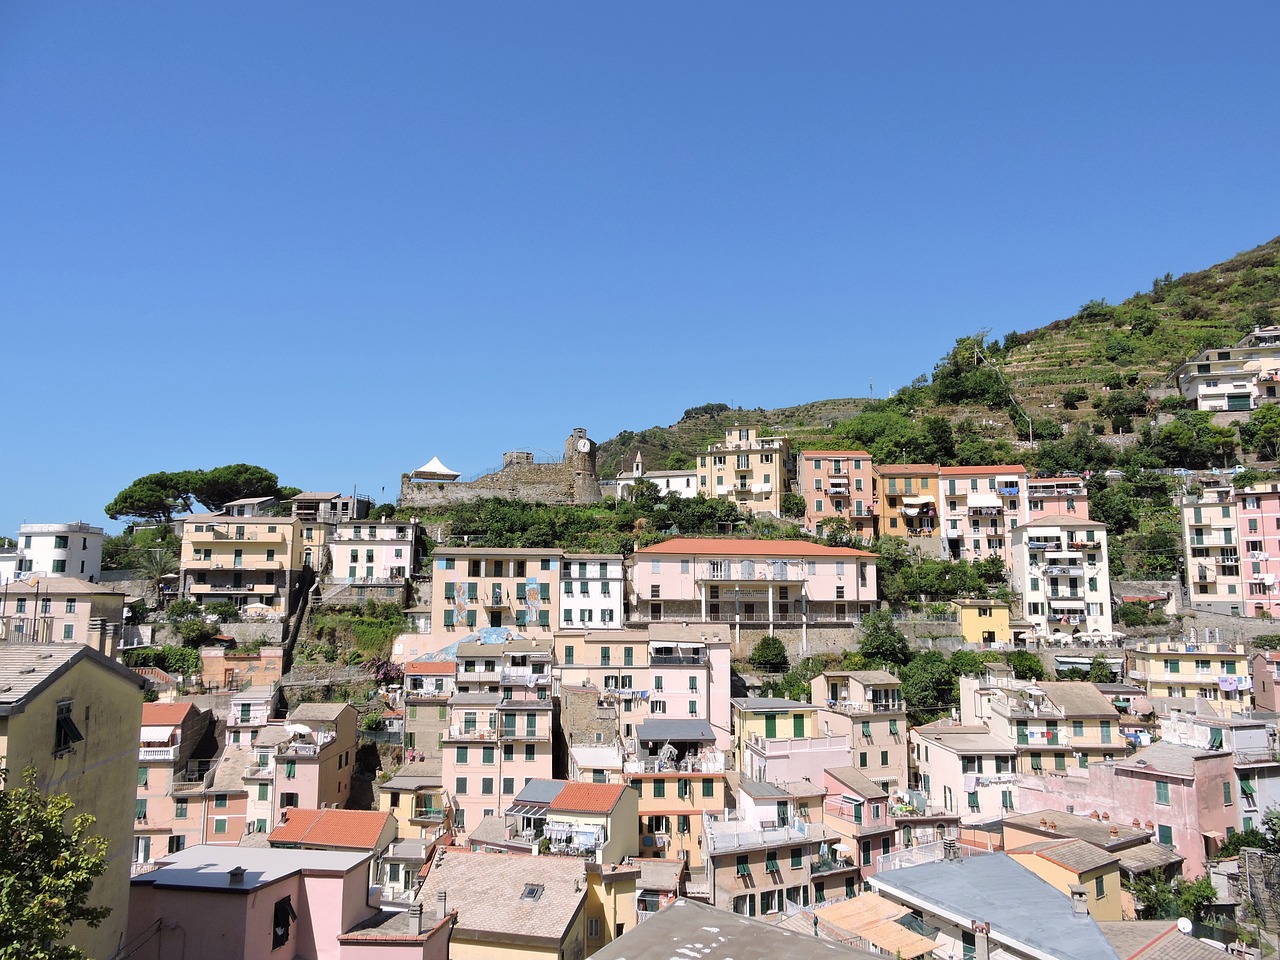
[400,459,584,508]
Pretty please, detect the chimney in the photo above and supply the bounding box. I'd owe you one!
[943,837,960,861]
[436,890,447,921]
[229,866,245,886]
[1110,826,1119,838]
[408,903,424,934]
[1069,884,1090,916]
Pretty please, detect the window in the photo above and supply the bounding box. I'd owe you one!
[1156,781,1170,804]
[525,744,535,761]
[280,792,299,808]
[653,780,666,798]
[214,794,228,809]
[1095,875,1105,898]
[702,778,715,798]
[213,817,227,835]
[1224,781,1234,806]
[587,918,601,940]
[1158,824,1173,846]
[455,777,467,795]
[272,896,297,950]
[175,798,188,819]
[62,624,75,640]
[258,783,269,801]
[54,700,84,756]
[790,847,802,869]
[135,798,147,820]
[456,746,469,764]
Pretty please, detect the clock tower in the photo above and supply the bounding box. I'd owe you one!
[566,427,601,503]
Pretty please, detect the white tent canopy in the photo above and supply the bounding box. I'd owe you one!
[412,456,461,481]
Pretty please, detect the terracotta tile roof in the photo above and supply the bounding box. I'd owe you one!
[634,538,875,558]
[132,666,179,686]
[938,465,1027,475]
[141,701,197,726]
[406,660,457,675]
[269,808,394,851]
[548,782,627,814]
[874,463,938,475]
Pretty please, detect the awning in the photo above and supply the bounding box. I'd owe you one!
[411,456,461,481]
[1241,778,1256,796]
[967,492,1002,508]
[140,726,175,742]
[902,495,935,505]
[1204,830,1226,841]
[1048,598,1086,609]
[506,803,547,818]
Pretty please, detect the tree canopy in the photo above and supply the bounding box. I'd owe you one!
[105,464,288,522]
[0,767,111,960]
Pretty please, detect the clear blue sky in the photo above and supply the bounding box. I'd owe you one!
[3,3,1279,535]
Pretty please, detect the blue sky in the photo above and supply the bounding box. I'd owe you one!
[3,3,1279,535]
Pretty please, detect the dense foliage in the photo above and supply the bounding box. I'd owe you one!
[105,463,291,522]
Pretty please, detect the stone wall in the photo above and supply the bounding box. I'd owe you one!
[400,458,585,508]
[150,620,288,647]
[560,684,618,746]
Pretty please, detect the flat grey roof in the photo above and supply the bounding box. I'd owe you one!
[512,778,566,805]
[730,697,813,711]
[870,854,1119,960]
[590,897,880,960]
[636,719,715,742]
[134,844,368,891]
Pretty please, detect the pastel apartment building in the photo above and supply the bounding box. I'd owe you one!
[317,518,419,604]
[1016,740,1238,877]
[274,702,359,811]
[1235,480,1280,617]
[730,697,818,775]
[180,512,309,615]
[959,667,1125,775]
[1127,638,1253,716]
[794,450,875,538]
[557,553,626,629]
[950,598,1019,647]
[910,720,1018,824]
[873,463,939,541]
[0,521,104,581]
[697,427,791,517]
[429,546,562,635]
[628,538,877,634]
[812,670,909,791]
[402,658,457,765]
[938,464,1028,565]
[1159,709,1279,835]
[1251,650,1280,712]
[0,643,144,960]
[1182,482,1243,615]
[1011,516,1114,640]
[1026,475,1089,521]
[482,779,640,865]
[290,490,373,523]
[0,575,128,655]
[441,690,555,837]
[1174,325,1280,411]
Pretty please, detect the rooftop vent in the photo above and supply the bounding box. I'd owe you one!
[229,866,245,885]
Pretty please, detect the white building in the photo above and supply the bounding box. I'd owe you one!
[558,553,626,628]
[1174,325,1280,412]
[1011,516,1114,641]
[615,450,698,501]
[0,522,104,583]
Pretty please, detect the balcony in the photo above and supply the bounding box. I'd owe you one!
[825,698,905,714]
[228,709,271,728]
[244,763,272,779]
[139,745,178,762]
[649,652,706,666]
[822,798,891,835]
[187,528,286,543]
[746,734,849,756]
[447,725,499,741]
[190,583,278,595]
[1043,565,1084,577]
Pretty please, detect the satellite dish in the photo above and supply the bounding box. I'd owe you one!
[1177,917,1193,934]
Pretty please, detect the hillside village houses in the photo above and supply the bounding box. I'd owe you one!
[14,423,1280,960]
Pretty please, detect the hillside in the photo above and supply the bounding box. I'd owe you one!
[598,236,1280,461]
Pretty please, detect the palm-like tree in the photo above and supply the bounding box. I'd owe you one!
[137,548,179,611]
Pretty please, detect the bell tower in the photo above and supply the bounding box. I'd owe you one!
[566,427,601,503]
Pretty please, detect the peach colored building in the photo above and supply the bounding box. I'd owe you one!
[795,450,875,538]
[628,538,877,639]
[441,690,554,838]
[199,644,285,692]
[1236,480,1280,617]
[0,575,128,655]
[938,465,1028,566]
[873,464,939,541]
[1181,481,1242,615]
[428,547,562,636]
[697,427,791,517]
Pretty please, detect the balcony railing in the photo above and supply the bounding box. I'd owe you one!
[139,745,178,762]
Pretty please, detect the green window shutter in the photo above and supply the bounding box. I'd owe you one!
[538,610,549,626]
[443,610,455,626]
[1156,781,1170,804]
[539,583,550,601]
[1224,781,1233,806]
[793,714,804,737]
[444,582,455,600]
[515,610,527,626]
[889,719,899,735]
[764,715,777,738]
[138,766,148,786]
[467,610,477,627]
[702,778,714,798]
[467,582,478,600]
[1158,824,1172,845]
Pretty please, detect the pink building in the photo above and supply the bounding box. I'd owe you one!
[127,845,445,960]
[275,703,359,813]
[1236,482,1280,617]
[1016,740,1237,877]
[939,465,1028,566]
[1252,651,1280,712]
[628,539,878,638]
[1026,475,1090,521]
[441,690,554,838]
[795,450,875,538]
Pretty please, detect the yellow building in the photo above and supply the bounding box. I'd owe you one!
[0,643,145,960]
[697,427,791,517]
[1127,638,1253,716]
[429,546,562,636]
[1009,838,1123,921]
[179,511,308,615]
[950,598,1013,647]
[729,697,817,772]
[874,464,940,541]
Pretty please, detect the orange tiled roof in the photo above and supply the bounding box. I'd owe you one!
[269,808,393,850]
[141,701,197,726]
[634,538,875,558]
[406,660,457,675]
[873,463,938,475]
[132,666,177,685]
[938,464,1027,475]
[548,782,627,814]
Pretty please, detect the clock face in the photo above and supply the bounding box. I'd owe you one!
[576,438,591,453]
